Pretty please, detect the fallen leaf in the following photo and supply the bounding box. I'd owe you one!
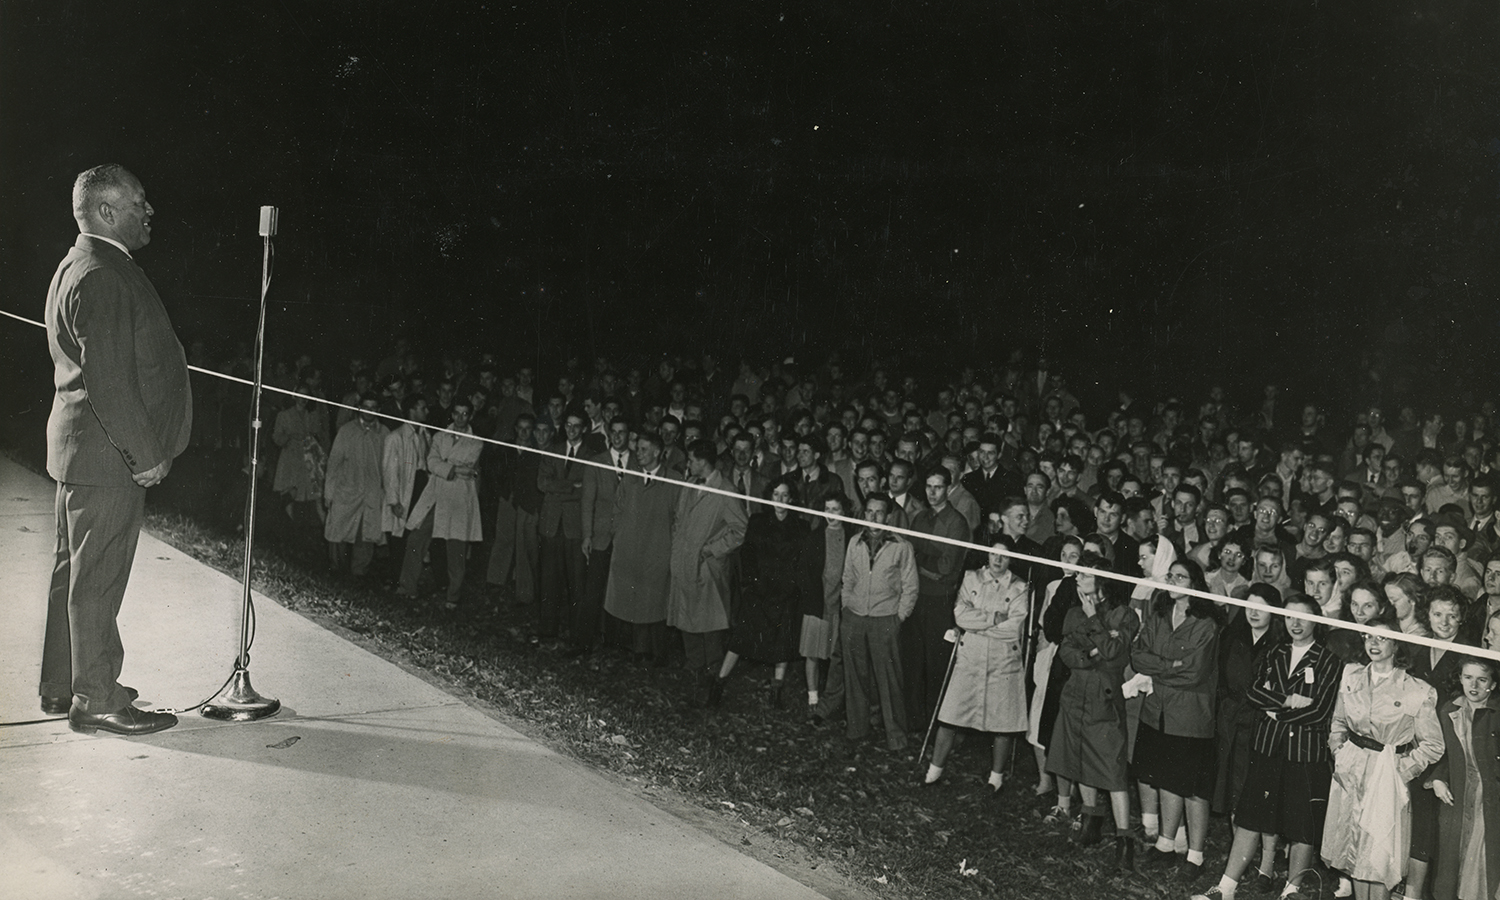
[795,807,814,817]
[776,816,793,827]
[875,874,888,884]
[266,736,301,749]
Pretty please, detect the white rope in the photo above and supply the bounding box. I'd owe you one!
[5,306,1497,663]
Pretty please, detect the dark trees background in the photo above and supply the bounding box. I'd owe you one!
[1,0,1496,413]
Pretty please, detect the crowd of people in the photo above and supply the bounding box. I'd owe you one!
[189,340,1500,900]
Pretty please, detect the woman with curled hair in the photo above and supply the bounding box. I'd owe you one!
[1322,614,1444,900]
[1428,655,1500,900]
[1328,580,1395,665]
[1043,494,1095,560]
[1205,536,1250,598]
[1192,594,1342,900]
[1131,558,1222,876]
[1329,553,1371,609]
[1404,585,1476,900]
[1044,550,1140,867]
[1383,572,1430,638]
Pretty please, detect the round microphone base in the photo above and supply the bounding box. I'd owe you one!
[201,669,281,721]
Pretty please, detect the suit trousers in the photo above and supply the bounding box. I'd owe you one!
[681,629,726,677]
[843,611,908,750]
[486,496,538,604]
[812,624,848,721]
[628,620,671,662]
[40,481,146,713]
[576,546,612,648]
[329,539,375,576]
[900,591,957,732]
[538,529,584,639]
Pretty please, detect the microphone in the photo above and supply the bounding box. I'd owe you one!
[258,206,279,238]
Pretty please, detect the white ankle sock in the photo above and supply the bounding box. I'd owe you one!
[987,770,1003,789]
[1186,849,1205,866]
[1141,813,1159,837]
[807,690,818,704]
[925,764,943,784]
[1216,874,1238,898]
[1155,836,1175,854]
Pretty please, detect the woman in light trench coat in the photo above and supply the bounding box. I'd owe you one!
[922,536,1029,792]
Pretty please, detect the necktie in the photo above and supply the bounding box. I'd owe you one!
[565,444,575,476]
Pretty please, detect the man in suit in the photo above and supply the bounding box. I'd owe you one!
[573,417,633,655]
[40,164,191,736]
[719,431,769,515]
[962,433,1019,521]
[536,408,588,644]
[1468,475,1498,564]
[485,413,542,605]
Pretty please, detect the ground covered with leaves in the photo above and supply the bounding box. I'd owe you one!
[136,496,1294,900]
[0,430,1334,900]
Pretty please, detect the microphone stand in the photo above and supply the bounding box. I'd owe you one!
[202,207,282,721]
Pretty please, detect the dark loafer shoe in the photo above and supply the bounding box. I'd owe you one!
[69,705,177,736]
[42,685,139,716]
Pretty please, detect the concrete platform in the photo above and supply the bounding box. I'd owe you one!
[0,457,830,900]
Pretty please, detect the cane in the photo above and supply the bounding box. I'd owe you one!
[917,627,963,771]
[1012,583,1044,780]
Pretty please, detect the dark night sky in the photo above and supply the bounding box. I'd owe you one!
[2,1,1497,413]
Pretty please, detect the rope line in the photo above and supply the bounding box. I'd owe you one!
[4,307,1497,663]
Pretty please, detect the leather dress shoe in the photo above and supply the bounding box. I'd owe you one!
[41,685,138,716]
[69,705,177,736]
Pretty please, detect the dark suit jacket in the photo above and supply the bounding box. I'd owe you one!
[718,462,770,515]
[962,466,1021,519]
[538,440,585,539]
[580,448,630,549]
[46,235,192,485]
